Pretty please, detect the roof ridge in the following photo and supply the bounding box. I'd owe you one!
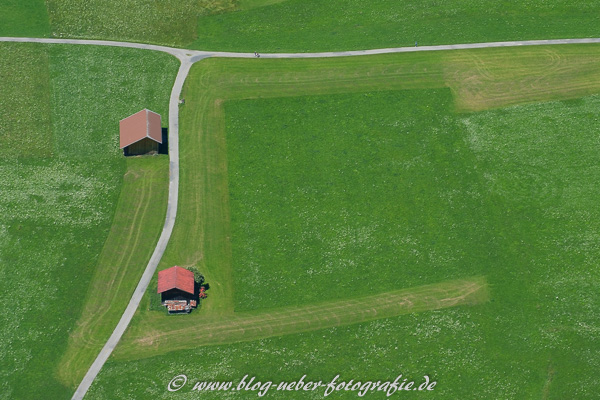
[145,109,150,139]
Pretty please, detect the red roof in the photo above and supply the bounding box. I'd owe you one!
[157,266,195,295]
[119,109,162,149]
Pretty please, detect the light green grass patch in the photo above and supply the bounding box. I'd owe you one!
[238,0,287,11]
[46,0,236,46]
[115,277,488,360]
[444,45,600,111]
[57,155,169,389]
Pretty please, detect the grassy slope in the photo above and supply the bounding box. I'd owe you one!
[190,0,600,52]
[0,0,50,37]
[0,43,176,399]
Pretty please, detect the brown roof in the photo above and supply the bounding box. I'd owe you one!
[119,109,162,149]
[157,266,195,295]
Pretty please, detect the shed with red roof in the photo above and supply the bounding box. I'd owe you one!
[120,109,162,156]
[157,266,198,313]
[158,266,194,294]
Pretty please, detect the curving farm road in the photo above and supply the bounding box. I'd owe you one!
[1,36,599,400]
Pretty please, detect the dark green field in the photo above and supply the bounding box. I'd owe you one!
[226,90,488,311]
[0,0,49,37]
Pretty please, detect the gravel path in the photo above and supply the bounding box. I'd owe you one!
[69,59,201,400]
[2,36,600,60]
[1,36,599,400]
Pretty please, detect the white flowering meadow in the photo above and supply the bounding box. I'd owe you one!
[47,0,236,46]
[0,43,177,398]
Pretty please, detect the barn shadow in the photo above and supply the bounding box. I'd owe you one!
[158,127,169,154]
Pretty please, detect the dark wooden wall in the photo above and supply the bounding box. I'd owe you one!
[124,138,159,156]
[161,288,195,302]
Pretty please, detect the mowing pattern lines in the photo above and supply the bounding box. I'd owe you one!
[115,277,488,360]
[118,44,600,359]
[2,37,600,399]
[444,45,600,111]
[57,158,169,388]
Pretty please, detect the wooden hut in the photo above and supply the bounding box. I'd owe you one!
[119,109,162,156]
[157,266,197,313]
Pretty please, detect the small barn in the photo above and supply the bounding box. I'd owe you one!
[119,109,162,156]
[157,266,198,314]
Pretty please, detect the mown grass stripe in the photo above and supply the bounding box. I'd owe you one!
[57,157,169,388]
[114,277,487,360]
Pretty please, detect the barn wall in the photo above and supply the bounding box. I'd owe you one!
[125,138,159,156]
[161,288,195,302]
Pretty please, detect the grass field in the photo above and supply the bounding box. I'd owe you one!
[0,0,49,37]
[115,278,488,359]
[0,43,52,157]
[2,0,598,52]
[2,2,600,398]
[57,156,170,389]
[83,45,600,399]
[191,0,600,52]
[45,0,236,46]
[224,89,488,312]
[0,43,177,398]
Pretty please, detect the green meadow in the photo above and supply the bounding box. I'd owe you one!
[0,0,49,37]
[225,89,488,311]
[1,1,600,399]
[94,88,600,396]
[87,45,600,398]
[45,0,235,46]
[191,0,600,51]
[1,0,599,51]
[0,43,176,398]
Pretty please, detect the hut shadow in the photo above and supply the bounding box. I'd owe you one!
[158,127,169,154]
